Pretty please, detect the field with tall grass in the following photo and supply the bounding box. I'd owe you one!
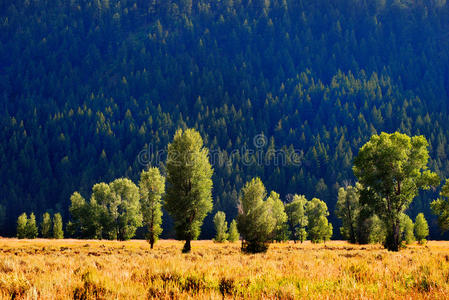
[0,239,449,299]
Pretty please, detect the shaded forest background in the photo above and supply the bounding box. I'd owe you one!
[1,0,449,238]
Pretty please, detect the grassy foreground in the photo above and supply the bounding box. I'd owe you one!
[0,239,449,299]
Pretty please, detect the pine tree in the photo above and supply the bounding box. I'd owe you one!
[53,213,64,239]
[213,211,229,242]
[165,128,213,253]
[26,213,38,239]
[139,167,165,249]
[414,213,429,244]
[41,212,52,238]
[228,219,239,242]
[17,213,28,239]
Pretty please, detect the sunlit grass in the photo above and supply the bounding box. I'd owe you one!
[0,239,449,299]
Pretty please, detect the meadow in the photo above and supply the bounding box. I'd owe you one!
[0,239,449,299]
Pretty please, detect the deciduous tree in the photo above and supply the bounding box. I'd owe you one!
[165,128,213,253]
[354,132,439,251]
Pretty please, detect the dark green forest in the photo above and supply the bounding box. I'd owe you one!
[2,0,449,238]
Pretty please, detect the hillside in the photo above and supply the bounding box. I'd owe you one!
[1,0,449,237]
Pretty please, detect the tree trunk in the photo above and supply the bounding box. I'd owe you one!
[150,238,154,249]
[385,219,401,251]
[182,239,191,253]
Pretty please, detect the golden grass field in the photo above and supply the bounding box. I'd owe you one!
[0,239,449,299]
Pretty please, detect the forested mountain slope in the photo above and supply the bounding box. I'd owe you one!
[1,0,449,237]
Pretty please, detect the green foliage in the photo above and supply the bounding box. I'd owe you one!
[41,212,52,238]
[53,213,64,239]
[306,198,332,243]
[139,167,165,248]
[228,220,239,242]
[285,195,308,243]
[26,213,38,239]
[431,179,449,232]
[354,132,439,251]
[165,128,213,253]
[414,213,429,244]
[16,213,27,239]
[108,178,143,241]
[266,191,289,242]
[213,211,229,243]
[237,178,276,253]
[68,192,102,239]
[400,214,415,245]
[367,215,387,244]
[2,0,449,239]
[336,184,361,244]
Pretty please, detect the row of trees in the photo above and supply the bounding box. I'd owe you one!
[17,212,63,239]
[17,130,449,254]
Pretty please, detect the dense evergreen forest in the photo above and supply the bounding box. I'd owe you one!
[2,0,449,238]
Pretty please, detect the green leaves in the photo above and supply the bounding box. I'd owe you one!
[139,167,165,248]
[354,132,439,251]
[165,128,213,251]
[431,179,449,232]
[213,211,229,243]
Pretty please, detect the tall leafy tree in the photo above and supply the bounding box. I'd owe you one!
[139,167,165,249]
[267,191,289,242]
[26,213,38,239]
[213,211,229,242]
[414,213,429,244]
[336,184,361,243]
[17,213,27,239]
[53,213,64,239]
[228,219,239,242]
[285,195,308,243]
[237,178,276,253]
[306,198,333,243]
[109,178,143,241]
[353,132,439,251]
[165,128,213,253]
[41,212,52,238]
[400,214,415,245]
[431,179,449,232]
[67,192,101,239]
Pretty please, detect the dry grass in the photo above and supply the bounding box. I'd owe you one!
[0,239,449,299]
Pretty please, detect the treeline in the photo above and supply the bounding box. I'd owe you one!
[16,130,449,254]
[2,0,449,237]
[16,212,63,239]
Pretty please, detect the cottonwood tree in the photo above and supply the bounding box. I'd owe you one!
[431,179,449,232]
[53,213,64,239]
[306,198,333,243]
[228,219,239,242]
[17,213,27,239]
[285,195,308,243]
[400,213,415,244]
[237,178,275,253]
[336,184,361,244]
[267,191,289,242]
[67,191,102,238]
[26,213,38,239]
[41,212,52,238]
[414,213,429,244]
[139,167,165,249]
[354,132,439,251]
[213,211,229,242]
[108,178,143,240]
[165,128,213,253]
